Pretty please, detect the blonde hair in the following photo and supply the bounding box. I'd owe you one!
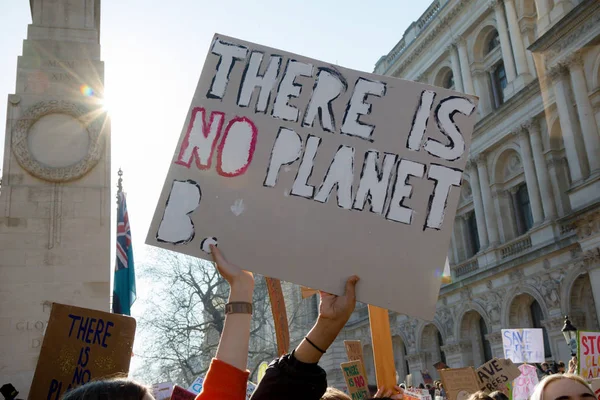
[321,387,351,400]
[529,373,594,400]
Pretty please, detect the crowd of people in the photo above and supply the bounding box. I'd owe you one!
[61,246,596,400]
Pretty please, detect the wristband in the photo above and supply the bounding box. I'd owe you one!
[225,302,253,315]
[304,336,326,354]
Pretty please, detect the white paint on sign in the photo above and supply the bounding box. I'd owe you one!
[157,180,201,244]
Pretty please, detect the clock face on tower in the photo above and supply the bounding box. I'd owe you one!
[11,100,106,182]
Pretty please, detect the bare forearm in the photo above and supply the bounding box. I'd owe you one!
[294,317,345,364]
[214,283,254,371]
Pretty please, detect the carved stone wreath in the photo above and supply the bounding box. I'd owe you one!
[12,100,105,182]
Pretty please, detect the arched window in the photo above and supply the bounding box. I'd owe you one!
[467,212,480,257]
[444,72,455,90]
[530,300,552,358]
[491,62,508,108]
[479,318,493,362]
[486,31,500,55]
[516,184,534,234]
[404,342,410,377]
[437,330,447,365]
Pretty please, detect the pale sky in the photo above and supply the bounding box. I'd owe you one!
[0,0,430,321]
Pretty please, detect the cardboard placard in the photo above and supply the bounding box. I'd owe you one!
[590,378,600,400]
[369,305,397,389]
[344,340,369,389]
[257,361,269,383]
[512,364,538,400]
[578,331,600,380]
[406,388,432,400]
[301,286,318,298]
[265,277,290,356]
[188,375,204,394]
[476,358,521,393]
[440,367,480,400]
[172,386,197,400]
[501,329,545,363]
[146,34,478,319]
[341,360,370,399]
[151,382,174,400]
[29,303,136,400]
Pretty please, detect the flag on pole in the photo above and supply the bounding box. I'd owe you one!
[113,190,136,315]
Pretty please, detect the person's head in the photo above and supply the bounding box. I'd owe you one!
[557,361,566,373]
[489,391,510,400]
[426,384,432,389]
[467,391,493,400]
[419,383,425,389]
[542,362,550,371]
[530,373,594,400]
[322,387,351,400]
[61,379,153,400]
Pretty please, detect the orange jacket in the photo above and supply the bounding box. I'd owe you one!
[196,358,249,400]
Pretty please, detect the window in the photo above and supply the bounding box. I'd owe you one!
[437,330,447,366]
[531,301,553,358]
[487,31,500,55]
[444,72,454,90]
[491,62,508,108]
[467,212,480,256]
[479,318,494,362]
[516,184,534,233]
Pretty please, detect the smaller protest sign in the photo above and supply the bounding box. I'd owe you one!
[440,367,480,400]
[344,339,369,388]
[151,382,174,400]
[257,362,269,383]
[422,370,433,385]
[247,381,257,400]
[512,364,538,400]
[406,388,432,400]
[434,362,449,370]
[341,360,370,399]
[590,378,600,400]
[188,375,204,394]
[578,331,600,379]
[369,305,397,389]
[301,286,318,298]
[502,329,545,363]
[29,303,136,399]
[476,358,521,393]
[266,277,289,356]
[172,386,197,400]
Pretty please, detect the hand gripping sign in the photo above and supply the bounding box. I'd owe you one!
[147,34,478,319]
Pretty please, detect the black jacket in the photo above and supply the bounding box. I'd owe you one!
[250,351,327,400]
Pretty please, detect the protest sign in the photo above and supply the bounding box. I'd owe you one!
[590,378,600,400]
[434,361,449,370]
[501,329,545,363]
[172,386,197,400]
[406,388,432,400]
[301,286,318,298]
[369,305,397,389]
[257,361,269,382]
[152,382,174,400]
[578,331,600,379]
[512,364,538,400]
[188,375,204,394]
[246,381,257,400]
[146,34,478,319]
[341,360,370,399]
[344,340,369,389]
[476,358,521,393]
[29,303,136,400]
[440,367,480,400]
[422,370,433,385]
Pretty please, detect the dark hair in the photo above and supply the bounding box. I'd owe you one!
[419,383,425,389]
[61,379,149,400]
[489,391,510,400]
[468,391,494,400]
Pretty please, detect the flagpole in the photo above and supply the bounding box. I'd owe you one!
[117,167,123,205]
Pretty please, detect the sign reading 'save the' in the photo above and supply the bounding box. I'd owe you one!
[147,34,478,319]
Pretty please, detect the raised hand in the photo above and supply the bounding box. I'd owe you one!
[374,386,404,399]
[211,244,254,302]
[319,275,360,328]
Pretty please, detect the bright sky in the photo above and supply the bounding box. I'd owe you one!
[0,0,431,355]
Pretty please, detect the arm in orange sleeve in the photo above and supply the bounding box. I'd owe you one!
[196,358,249,400]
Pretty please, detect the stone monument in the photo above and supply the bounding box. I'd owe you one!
[0,0,111,395]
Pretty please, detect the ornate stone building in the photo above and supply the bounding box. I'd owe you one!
[310,0,600,389]
[0,1,111,396]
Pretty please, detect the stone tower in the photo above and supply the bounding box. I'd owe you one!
[0,0,110,395]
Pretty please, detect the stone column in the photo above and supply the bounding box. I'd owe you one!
[441,342,474,368]
[567,54,600,175]
[504,0,531,78]
[476,155,500,245]
[456,38,475,95]
[473,69,492,115]
[528,120,557,219]
[459,215,473,259]
[550,65,589,183]
[534,0,552,34]
[406,352,429,385]
[517,126,544,224]
[449,44,465,93]
[589,267,600,326]
[491,0,517,82]
[467,161,489,249]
